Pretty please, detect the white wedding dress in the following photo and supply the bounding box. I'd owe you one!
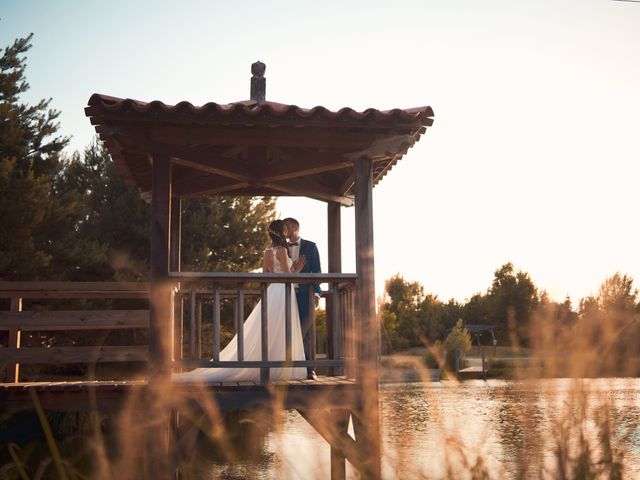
[173,247,307,383]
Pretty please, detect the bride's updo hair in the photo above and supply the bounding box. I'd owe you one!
[268,220,288,249]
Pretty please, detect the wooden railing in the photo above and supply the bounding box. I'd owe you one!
[0,276,358,384]
[170,272,357,382]
[0,282,149,383]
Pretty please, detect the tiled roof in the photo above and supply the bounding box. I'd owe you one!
[85,94,434,204]
[86,94,434,128]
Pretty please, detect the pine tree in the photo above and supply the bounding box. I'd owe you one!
[63,141,277,279]
[0,34,72,280]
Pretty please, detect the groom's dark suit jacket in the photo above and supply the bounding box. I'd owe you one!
[291,238,321,363]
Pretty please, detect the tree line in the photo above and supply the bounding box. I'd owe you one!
[0,34,276,286]
[380,263,640,361]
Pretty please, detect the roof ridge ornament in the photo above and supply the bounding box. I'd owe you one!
[250,61,266,103]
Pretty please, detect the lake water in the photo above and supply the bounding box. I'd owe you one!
[200,378,640,479]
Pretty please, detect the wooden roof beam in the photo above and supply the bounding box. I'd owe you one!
[171,157,253,182]
[179,181,251,199]
[264,182,354,206]
[261,160,354,183]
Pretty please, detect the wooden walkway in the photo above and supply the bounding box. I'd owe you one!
[0,376,359,415]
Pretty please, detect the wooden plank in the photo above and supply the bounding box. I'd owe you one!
[0,346,149,364]
[0,310,149,330]
[0,281,148,292]
[169,272,356,282]
[0,282,149,299]
[0,291,149,300]
[177,359,345,369]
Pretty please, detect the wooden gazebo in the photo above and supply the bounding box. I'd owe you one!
[14,62,429,478]
[81,62,433,478]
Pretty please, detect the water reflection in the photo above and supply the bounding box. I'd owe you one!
[195,378,639,479]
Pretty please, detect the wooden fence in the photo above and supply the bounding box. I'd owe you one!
[0,282,149,383]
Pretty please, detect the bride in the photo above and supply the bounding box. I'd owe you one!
[173,220,308,383]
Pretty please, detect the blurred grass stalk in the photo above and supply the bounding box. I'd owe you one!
[2,304,638,479]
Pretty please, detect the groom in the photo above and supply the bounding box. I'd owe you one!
[284,217,321,380]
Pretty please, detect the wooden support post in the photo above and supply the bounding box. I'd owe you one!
[5,297,22,383]
[327,202,342,272]
[298,409,361,478]
[354,156,381,479]
[330,409,350,480]
[149,154,173,480]
[150,153,172,378]
[327,202,342,375]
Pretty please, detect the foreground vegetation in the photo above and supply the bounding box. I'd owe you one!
[1,32,639,480]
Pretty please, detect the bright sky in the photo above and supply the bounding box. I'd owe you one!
[2,0,639,305]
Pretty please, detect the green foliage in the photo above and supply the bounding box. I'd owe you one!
[380,275,465,353]
[486,262,540,344]
[576,273,640,375]
[181,196,275,273]
[443,319,472,355]
[0,34,74,280]
[58,142,149,280]
[380,275,425,352]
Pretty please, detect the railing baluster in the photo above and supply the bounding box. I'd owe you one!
[308,284,316,363]
[212,285,220,362]
[331,282,341,375]
[285,282,292,362]
[347,287,356,379]
[236,287,244,361]
[260,282,269,384]
[189,290,196,359]
[173,293,183,370]
[5,297,22,383]
[196,300,202,359]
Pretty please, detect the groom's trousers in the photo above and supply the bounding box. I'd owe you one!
[295,285,314,374]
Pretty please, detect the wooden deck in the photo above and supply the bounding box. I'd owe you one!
[0,376,359,415]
